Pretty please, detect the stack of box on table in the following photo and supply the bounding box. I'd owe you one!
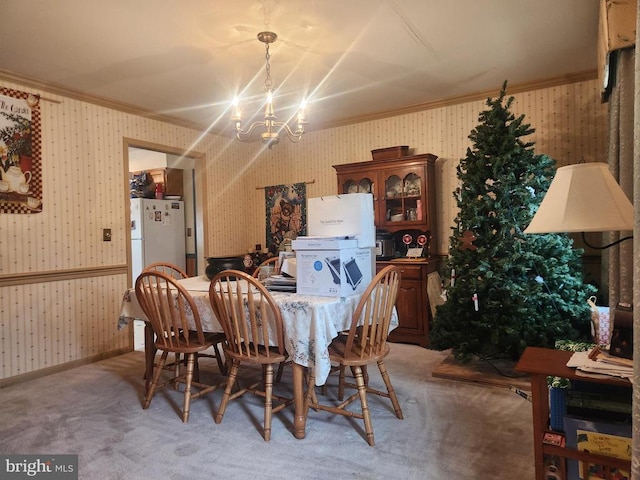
[282,193,376,297]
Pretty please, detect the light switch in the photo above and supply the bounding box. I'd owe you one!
[103,228,112,241]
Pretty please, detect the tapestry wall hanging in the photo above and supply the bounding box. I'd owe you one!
[0,88,42,214]
[265,182,306,255]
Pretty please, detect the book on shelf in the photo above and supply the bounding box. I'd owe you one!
[566,381,632,424]
[564,415,631,480]
[566,390,632,416]
[576,430,631,480]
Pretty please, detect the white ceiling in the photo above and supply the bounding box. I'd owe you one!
[0,0,600,135]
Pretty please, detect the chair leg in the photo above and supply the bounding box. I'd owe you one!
[181,353,196,423]
[143,351,169,409]
[172,353,182,389]
[212,343,227,375]
[215,360,239,424]
[275,360,287,383]
[377,360,403,419]
[349,365,369,384]
[192,353,201,383]
[320,364,338,396]
[263,364,274,441]
[336,365,346,400]
[353,365,375,447]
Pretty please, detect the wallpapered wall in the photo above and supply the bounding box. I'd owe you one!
[0,76,606,382]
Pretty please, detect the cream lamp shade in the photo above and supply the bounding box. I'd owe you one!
[524,163,634,234]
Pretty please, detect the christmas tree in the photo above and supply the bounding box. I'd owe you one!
[430,82,595,362]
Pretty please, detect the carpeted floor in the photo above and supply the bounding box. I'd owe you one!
[0,344,535,479]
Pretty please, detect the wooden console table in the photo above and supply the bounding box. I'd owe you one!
[515,346,632,480]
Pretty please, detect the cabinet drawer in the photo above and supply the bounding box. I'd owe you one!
[392,264,423,280]
[377,262,424,280]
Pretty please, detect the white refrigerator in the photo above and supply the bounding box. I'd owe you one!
[130,198,186,284]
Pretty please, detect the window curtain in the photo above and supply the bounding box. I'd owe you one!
[606,47,635,309]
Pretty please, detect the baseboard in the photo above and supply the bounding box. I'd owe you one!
[0,347,132,388]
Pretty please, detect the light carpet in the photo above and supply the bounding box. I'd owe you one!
[0,344,534,479]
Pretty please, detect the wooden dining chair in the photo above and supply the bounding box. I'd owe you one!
[303,265,403,446]
[143,261,189,280]
[135,270,226,422]
[142,261,226,376]
[209,269,293,441]
[251,256,290,382]
[251,255,280,278]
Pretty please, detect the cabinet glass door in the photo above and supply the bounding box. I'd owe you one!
[358,178,373,193]
[342,177,374,194]
[383,170,423,224]
[343,179,357,194]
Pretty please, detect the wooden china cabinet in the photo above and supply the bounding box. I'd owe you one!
[333,153,439,347]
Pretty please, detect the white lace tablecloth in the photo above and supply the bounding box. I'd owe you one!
[119,275,397,385]
[119,276,224,332]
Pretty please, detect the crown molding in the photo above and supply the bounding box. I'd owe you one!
[317,70,599,130]
[0,69,208,131]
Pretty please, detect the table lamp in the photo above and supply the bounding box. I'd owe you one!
[524,163,634,248]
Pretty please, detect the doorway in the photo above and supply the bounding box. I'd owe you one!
[123,138,207,349]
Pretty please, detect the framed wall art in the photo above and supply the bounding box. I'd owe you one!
[0,88,42,214]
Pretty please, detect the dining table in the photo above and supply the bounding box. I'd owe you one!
[118,274,397,439]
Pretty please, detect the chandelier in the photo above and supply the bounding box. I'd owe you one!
[232,31,307,148]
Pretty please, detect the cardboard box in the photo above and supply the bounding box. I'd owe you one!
[292,238,372,297]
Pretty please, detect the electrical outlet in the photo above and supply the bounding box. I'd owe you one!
[103,228,112,241]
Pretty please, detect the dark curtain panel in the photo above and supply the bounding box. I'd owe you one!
[607,47,635,309]
[605,23,637,478]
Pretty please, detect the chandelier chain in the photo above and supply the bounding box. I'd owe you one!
[264,42,273,92]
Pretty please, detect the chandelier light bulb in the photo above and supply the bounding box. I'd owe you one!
[297,99,307,125]
[231,97,241,122]
[264,90,276,120]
